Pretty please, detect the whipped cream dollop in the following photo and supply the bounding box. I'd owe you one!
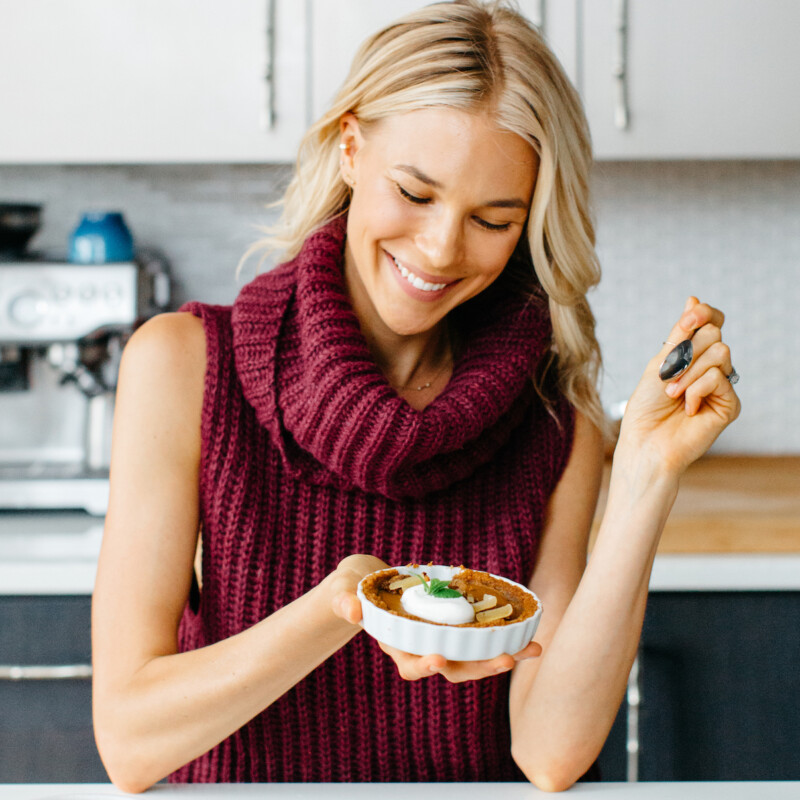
[400,583,475,625]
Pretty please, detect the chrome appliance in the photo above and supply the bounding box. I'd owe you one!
[0,251,170,514]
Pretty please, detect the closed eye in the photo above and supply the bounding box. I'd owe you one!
[396,183,431,205]
[397,182,512,232]
[474,217,511,232]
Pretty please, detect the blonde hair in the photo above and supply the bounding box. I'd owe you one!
[252,0,605,433]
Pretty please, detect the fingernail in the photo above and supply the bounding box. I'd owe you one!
[494,665,511,674]
[666,382,680,397]
[428,664,440,674]
[683,297,694,312]
[681,314,696,329]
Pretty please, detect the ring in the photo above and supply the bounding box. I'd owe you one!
[663,341,679,347]
[726,367,740,385]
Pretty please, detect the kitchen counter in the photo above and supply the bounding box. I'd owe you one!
[0,511,102,594]
[592,455,800,553]
[2,456,799,595]
[2,784,799,799]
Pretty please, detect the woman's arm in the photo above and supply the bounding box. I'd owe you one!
[507,410,647,791]
[92,312,384,793]
[509,297,740,791]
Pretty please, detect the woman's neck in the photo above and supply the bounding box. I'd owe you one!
[343,248,452,407]
[371,322,451,389]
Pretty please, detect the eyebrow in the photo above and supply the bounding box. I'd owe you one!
[394,164,529,210]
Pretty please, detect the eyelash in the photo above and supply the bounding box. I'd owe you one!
[395,183,512,232]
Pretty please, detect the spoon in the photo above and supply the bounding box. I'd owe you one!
[659,339,693,382]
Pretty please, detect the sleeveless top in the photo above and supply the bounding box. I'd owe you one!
[171,216,575,783]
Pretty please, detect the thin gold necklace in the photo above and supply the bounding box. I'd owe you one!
[393,358,452,392]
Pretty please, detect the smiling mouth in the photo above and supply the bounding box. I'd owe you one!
[389,253,455,292]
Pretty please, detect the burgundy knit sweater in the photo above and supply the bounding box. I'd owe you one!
[171,216,575,783]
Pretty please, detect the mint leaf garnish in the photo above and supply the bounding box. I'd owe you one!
[407,571,463,599]
[426,578,463,599]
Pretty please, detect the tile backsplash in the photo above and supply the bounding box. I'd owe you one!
[591,161,799,454]
[2,160,798,453]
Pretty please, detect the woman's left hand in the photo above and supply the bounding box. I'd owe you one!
[375,640,541,683]
[616,296,741,478]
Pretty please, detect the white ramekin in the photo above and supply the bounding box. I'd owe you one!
[357,564,542,661]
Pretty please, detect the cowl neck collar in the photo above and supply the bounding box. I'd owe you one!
[231,216,552,499]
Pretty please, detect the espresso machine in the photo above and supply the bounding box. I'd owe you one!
[0,237,170,516]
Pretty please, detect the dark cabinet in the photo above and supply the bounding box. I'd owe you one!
[0,596,108,782]
[3,592,798,783]
[598,592,800,781]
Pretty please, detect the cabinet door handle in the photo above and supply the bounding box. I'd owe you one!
[261,0,276,130]
[626,651,641,781]
[0,664,92,680]
[612,0,630,129]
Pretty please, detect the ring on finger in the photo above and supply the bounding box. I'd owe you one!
[726,367,740,385]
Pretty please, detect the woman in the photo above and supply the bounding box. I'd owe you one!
[92,1,740,792]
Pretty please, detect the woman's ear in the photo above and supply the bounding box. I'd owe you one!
[338,112,363,188]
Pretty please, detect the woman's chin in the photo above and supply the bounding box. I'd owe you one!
[377,309,447,339]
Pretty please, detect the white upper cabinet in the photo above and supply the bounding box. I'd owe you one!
[4,1,798,163]
[579,0,800,158]
[0,0,307,163]
[310,0,800,160]
[309,1,548,121]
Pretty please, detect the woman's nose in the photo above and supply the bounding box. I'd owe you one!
[416,212,463,268]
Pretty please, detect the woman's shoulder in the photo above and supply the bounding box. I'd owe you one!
[127,310,206,360]
[119,312,207,403]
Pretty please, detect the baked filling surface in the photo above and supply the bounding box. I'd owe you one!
[361,565,538,627]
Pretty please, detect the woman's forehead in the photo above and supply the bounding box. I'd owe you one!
[365,107,538,200]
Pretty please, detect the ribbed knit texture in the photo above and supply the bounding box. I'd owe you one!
[171,216,575,783]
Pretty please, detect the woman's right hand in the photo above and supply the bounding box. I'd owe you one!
[329,554,389,624]
[329,554,541,682]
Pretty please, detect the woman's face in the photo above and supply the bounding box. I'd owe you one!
[340,107,538,338]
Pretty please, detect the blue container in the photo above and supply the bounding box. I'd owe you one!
[69,211,135,264]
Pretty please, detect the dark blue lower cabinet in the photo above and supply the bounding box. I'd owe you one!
[0,596,108,783]
[4,593,798,782]
[597,592,800,781]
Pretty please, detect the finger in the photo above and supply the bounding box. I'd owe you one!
[666,340,732,399]
[683,366,738,417]
[440,643,542,682]
[660,297,726,361]
[512,641,542,660]
[436,656,513,683]
[659,296,699,357]
[331,592,363,625]
[378,643,445,681]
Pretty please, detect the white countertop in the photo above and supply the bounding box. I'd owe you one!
[2,784,799,800]
[647,553,800,591]
[0,512,103,595]
[2,513,800,595]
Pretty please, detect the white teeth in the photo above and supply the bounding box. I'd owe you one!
[391,255,448,292]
